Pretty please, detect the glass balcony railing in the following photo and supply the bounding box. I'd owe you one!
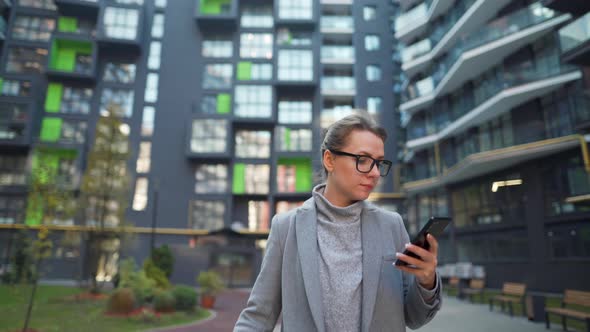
[321,46,354,62]
[405,76,435,101]
[0,17,6,40]
[321,16,354,31]
[559,12,590,53]
[406,55,577,141]
[427,0,476,47]
[400,38,432,63]
[395,1,430,32]
[321,77,356,91]
[403,3,560,104]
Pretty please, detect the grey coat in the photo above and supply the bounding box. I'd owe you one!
[234,197,442,332]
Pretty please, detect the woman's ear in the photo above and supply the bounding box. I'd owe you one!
[323,150,335,173]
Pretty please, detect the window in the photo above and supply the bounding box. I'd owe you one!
[1,80,32,97]
[363,5,377,20]
[278,50,313,81]
[240,33,273,59]
[148,41,162,70]
[365,35,380,51]
[0,196,26,224]
[115,0,143,5]
[132,178,148,211]
[61,87,93,114]
[5,47,47,74]
[190,200,225,230]
[144,73,159,103]
[203,64,233,89]
[366,65,381,81]
[276,29,312,46]
[237,62,272,81]
[547,223,590,259]
[278,0,312,20]
[190,119,227,153]
[0,103,27,140]
[199,94,231,115]
[100,88,134,117]
[151,13,165,38]
[544,155,590,216]
[278,100,312,124]
[233,163,270,194]
[59,120,87,144]
[195,164,228,193]
[234,85,272,118]
[103,62,136,83]
[0,156,27,186]
[241,5,273,28]
[103,7,139,40]
[17,0,56,10]
[277,158,312,192]
[248,201,270,231]
[276,127,312,152]
[141,106,155,136]
[367,97,382,115]
[235,130,271,159]
[136,142,151,173]
[12,15,55,42]
[155,0,167,8]
[202,38,233,58]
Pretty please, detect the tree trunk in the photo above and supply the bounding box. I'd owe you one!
[22,259,40,332]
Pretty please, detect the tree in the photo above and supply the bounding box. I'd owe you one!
[23,226,53,331]
[79,104,133,291]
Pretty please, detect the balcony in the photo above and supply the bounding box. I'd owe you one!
[55,0,99,18]
[321,46,354,65]
[47,37,96,82]
[403,135,584,194]
[194,0,237,29]
[320,16,353,34]
[405,60,582,151]
[559,12,590,66]
[321,77,355,97]
[0,102,31,147]
[401,4,570,115]
[543,0,590,16]
[394,0,455,43]
[401,0,511,78]
[56,16,96,37]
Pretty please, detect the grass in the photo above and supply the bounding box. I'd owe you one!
[444,286,590,331]
[0,284,211,332]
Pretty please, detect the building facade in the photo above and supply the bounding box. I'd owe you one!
[0,0,401,287]
[396,0,590,291]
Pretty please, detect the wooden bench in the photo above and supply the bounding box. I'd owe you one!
[445,277,459,296]
[489,282,527,317]
[545,289,590,332]
[459,279,485,303]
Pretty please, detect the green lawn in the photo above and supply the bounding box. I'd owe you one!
[444,286,590,331]
[0,284,211,332]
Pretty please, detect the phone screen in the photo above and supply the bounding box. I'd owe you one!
[394,216,451,267]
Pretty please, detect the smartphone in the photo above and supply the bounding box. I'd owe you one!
[394,216,451,267]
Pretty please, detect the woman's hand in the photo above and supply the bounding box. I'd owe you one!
[394,234,438,290]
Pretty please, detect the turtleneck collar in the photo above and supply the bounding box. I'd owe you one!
[312,183,365,223]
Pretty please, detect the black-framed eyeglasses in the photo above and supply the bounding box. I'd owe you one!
[329,150,392,177]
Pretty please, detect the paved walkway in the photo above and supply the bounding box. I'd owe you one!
[154,291,564,332]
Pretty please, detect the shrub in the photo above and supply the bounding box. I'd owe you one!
[154,290,176,313]
[197,270,224,296]
[107,288,136,314]
[151,245,174,278]
[172,285,197,311]
[143,258,170,289]
[118,258,156,305]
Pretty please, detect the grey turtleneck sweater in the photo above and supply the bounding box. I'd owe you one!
[312,184,364,332]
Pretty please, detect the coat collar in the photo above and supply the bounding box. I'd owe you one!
[296,197,382,332]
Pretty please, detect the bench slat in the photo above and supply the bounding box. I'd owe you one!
[564,289,590,307]
[546,307,590,320]
[502,282,526,296]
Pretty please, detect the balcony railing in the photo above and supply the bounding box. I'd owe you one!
[321,77,355,91]
[320,16,354,31]
[403,3,560,104]
[400,38,432,63]
[559,12,590,53]
[395,1,430,32]
[406,55,577,141]
[321,46,354,62]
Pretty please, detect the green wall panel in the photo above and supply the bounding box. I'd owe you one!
[200,0,231,14]
[40,117,62,142]
[58,16,77,32]
[237,61,252,81]
[278,158,312,192]
[50,39,93,72]
[45,83,63,113]
[217,93,231,114]
[233,163,245,194]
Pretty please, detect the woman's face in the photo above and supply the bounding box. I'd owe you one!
[325,129,385,203]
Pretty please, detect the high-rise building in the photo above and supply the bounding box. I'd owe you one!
[0,0,401,287]
[396,0,590,291]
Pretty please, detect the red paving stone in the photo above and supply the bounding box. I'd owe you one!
[156,289,250,332]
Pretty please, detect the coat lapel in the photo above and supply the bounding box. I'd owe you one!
[361,207,382,332]
[296,199,326,332]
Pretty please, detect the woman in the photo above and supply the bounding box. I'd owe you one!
[234,112,442,332]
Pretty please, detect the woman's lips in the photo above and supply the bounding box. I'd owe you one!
[360,184,374,190]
